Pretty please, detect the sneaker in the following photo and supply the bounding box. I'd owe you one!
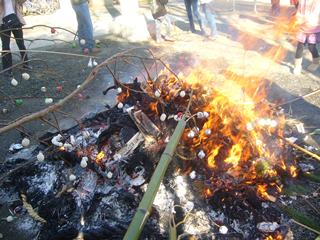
[91,48,101,54]
[293,66,302,75]
[204,35,217,41]
[307,63,319,72]
[163,36,175,42]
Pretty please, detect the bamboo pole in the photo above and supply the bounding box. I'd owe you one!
[123,118,187,240]
[124,89,193,240]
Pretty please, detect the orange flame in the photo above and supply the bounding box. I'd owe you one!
[96,151,105,164]
[264,233,283,240]
[290,166,298,178]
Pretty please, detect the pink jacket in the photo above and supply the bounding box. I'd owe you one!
[297,0,320,33]
[0,0,26,25]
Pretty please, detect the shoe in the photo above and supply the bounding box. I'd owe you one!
[293,58,302,75]
[163,36,175,42]
[207,35,217,41]
[91,47,101,54]
[307,57,319,72]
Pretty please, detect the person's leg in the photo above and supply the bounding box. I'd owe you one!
[184,0,195,32]
[293,42,304,75]
[72,2,94,51]
[307,43,319,71]
[0,25,13,75]
[155,18,162,42]
[203,4,217,37]
[191,0,204,33]
[12,27,29,66]
[72,4,85,49]
[164,14,172,37]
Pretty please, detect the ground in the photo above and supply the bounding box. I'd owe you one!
[0,0,319,239]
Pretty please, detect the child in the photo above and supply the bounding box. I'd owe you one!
[0,0,30,77]
[293,0,320,75]
[152,0,173,42]
[199,0,218,40]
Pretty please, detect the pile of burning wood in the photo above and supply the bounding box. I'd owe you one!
[0,59,318,239]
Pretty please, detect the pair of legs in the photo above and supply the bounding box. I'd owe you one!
[201,3,217,37]
[295,42,319,59]
[72,2,94,52]
[270,0,280,16]
[184,0,204,33]
[0,24,28,75]
[155,14,172,42]
[294,41,320,74]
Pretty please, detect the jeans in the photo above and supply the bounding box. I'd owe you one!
[295,42,319,59]
[201,3,217,37]
[0,24,28,73]
[271,0,280,16]
[72,2,94,51]
[155,15,172,41]
[184,0,204,33]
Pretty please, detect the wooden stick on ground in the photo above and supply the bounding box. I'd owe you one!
[278,88,320,107]
[281,136,320,162]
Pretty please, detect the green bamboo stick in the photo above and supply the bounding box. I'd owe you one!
[123,118,187,240]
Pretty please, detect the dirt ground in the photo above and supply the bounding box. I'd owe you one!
[0,0,319,239]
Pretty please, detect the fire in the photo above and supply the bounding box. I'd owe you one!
[96,151,105,164]
[205,188,213,197]
[257,184,275,201]
[289,166,298,178]
[264,233,283,240]
[149,102,159,115]
[207,146,221,169]
[114,11,299,202]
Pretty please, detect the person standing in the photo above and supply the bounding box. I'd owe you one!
[0,0,29,77]
[71,0,99,54]
[184,0,205,34]
[293,0,320,75]
[151,0,173,42]
[270,0,280,17]
[199,0,218,40]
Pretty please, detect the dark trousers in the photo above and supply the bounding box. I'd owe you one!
[184,0,203,33]
[295,42,319,59]
[0,24,28,72]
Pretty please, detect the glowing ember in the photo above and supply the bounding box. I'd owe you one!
[96,151,105,164]
[264,233,283,240]
[290,166,298,178]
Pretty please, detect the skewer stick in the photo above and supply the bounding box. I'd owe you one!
[281,136,320,162]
